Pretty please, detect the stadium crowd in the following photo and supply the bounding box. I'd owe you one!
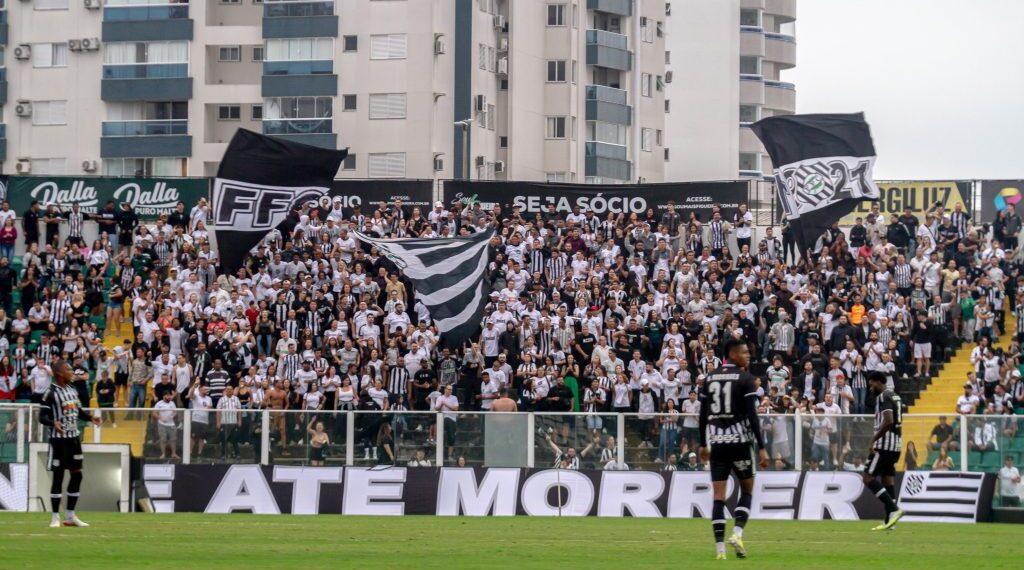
[1,194,1024,472]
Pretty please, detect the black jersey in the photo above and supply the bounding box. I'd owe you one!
[40,383,92,440]
[699,364,764,448]
[873,390,903,453]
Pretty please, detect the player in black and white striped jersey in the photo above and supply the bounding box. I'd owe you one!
[40,359,101,528]
[863,371,904,531]
[698,339,768,560]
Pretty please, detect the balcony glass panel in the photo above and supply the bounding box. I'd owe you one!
[103,63,189,79]
[585,29,628,50]
[263,0,334,18]
[585,141,628,160]
[104,5,190,21]
[262,118,333,135]
[262,60,333,76]
[102,119,188,136]
[585,84,627,105]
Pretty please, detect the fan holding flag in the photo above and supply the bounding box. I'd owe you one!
[751,112,882,259]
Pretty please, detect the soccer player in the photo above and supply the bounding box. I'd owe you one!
[863,371,904,530]
[40,359,102,528]
[698,339,769,560]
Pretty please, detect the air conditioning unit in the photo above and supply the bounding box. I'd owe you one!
[493,15,506,29]
[497,57,508,76]
[82,160,98,172]
[498,38,508,52]
[474,94,486,112]
[494,160,505,173]
[15,160,31,175]
[84,0,102,9]
[434,34,446,55]
[14,45,31,60]
[15,101,33,117]
[82,37,101,51]
[69,39,84,52]
[474,156,485,168]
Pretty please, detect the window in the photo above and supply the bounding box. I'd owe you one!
[739,105,760,124]
[546,4,564,26]
[546,172,573,183]
[478,0,496,14]
[499,136,508,148]
[640,17,654,43]
[32,100,68,126]
[342,94,357,111]
[479,44,495,72]
[220,0,242,4]
[666,2,672,16]
[499,79,508,91]
[369,34,408,60]
[433,153,445,172]
[486,104,496,130]
[342,154,356,171]
[478,43,486,70]
[368,153,406,178]
[586,121,626,145]
[740,56,761,75]
[106,101,187,121]
[343,36,358,52]
[104,157,186,177]
[218,46,242,62]
[265,38,333,61]
[665,99,671,113]
[252,47,265,62]
[546,60,566,82]
[641,128,653,151]
[369,93,407,119]
[656,75,664,91]
[641,73,652,97]
[664,148,670,161]
[740,9,761,27]
[34,0,69,10]
[251,104,263,120]
[739,152,760,172]
[104,41,188,64]
[546,116,573,139]
[665,50,671,65]
[656,129,663,146]
[0,47,5,67]
[571,59,578,83]
[264,96,333,119]
[32,43,68,68]
[218,105,241,120]
[30,158,67,174]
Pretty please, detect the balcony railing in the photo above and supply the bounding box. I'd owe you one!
[104,5,190,21]
[586,28,628,50]
[739,25,764,33]
[585,141,628,160]
[739,73,764,81]
[765,79,796,90]
[102,119,188,137]
[263,118,333,135]
[263,60,333,76]
[765,31,796,43]
[585,84,628,105]
[263,0,334,18]
[0,124,6,139]
[0,69,6,82]
[103,63,189,79]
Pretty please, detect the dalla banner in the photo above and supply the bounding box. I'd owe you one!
[838,180,972,226]
[141,464,994,523]
[7,176,209,220]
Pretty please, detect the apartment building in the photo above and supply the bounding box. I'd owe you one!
[664,0,797,181]
[0,0,791,183]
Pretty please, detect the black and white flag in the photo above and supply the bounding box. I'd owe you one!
[356,229,494,348]
[750,113,880,254]
[898,471,986,523]
[212,129,347,275]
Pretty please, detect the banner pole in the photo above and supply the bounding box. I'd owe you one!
[182,409,192,465]
[261,410,271,466]
[346,412,355,466]
[793,411,802,468]
[960,416,969,473]
[16,406,25,463]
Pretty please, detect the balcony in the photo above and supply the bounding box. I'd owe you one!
[585,29,632,71]
[0,124,6,162]
[764,79,796,112]
[585,85,631,126]
[0,69,6,105]
[263,0,338,39]
[586,0,632,17]
[740,26,765,58]
[102,5,193,42]
[766,0,797,23]
[765,32,796,69]
[262,60,333,76]
[261,75,336,97]
[264,118,336,150]
[0,10,8,45]
[585,141,631,181]
[739,74,765,105]
[102,64,193,101]
[101,120,192,158]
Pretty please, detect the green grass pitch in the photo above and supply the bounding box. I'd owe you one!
[0,514,1018,569]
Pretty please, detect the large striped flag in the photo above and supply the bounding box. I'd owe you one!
[751,112,880,255]
[355,228,494,348]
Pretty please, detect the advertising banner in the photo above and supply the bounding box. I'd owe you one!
[443,181,750,222]
[979,180,1024,222]
[838,180,971,225]
[142,464,994,522]
[327,179,434,215]
[0,463,29,512]
[7,176,209,220]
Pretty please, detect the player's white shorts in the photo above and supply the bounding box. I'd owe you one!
[913,342,932,358]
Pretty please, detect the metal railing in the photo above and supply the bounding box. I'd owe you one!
[4,405,1018,476]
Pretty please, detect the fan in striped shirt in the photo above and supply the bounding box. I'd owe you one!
[862,371,904,531]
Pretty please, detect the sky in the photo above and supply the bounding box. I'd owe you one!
[783,0,1024,180]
